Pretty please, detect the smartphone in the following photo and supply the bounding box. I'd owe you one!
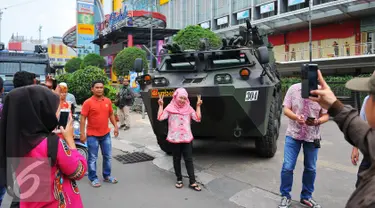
[58,110,70,129]
[307,117,315,122]
[301,63,318,98]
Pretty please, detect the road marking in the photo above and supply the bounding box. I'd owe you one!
[136,119,150,124]
[297,155,357,174]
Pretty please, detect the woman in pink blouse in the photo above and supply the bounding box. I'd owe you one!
[0,85,87,208]
[157,88,202,191]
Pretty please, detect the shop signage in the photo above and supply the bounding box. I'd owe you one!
[200,22,210,29]
[288,0,305,6]
[160,0,169,6]
[217,16,228,26]
[77,3,94,14]
[78,13,95,24]
[236,10,249,20]
[260,2,275,14]
[77,34,95,44]
[77,24,95,35]
[96,4,133,36]
[78,0,94,3]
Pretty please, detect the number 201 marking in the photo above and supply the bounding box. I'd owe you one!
[245,90,259,102]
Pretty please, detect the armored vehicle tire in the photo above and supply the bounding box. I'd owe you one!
[255,99,278,158]
[156,135,173,155]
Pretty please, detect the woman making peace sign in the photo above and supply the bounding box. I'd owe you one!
[157,88,203,191]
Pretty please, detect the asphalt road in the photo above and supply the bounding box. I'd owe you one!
[110,112,359,208]
[2,112,359,208]
[2,148,242,208]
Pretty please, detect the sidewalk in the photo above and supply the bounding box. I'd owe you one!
[110,112,165,158]
[109,113,290,208]
[109,112,221,186]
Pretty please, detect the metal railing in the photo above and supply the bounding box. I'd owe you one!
[276,42,375,62]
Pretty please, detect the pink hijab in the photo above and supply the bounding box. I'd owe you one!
[164,88,195,115]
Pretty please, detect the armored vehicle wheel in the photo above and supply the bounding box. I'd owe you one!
[255,99,278,158]
[156,135,173,155]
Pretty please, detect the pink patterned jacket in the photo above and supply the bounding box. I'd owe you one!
[19,138,87,208]
[158,110,201,143]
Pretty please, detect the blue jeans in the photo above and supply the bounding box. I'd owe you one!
[87,133,112,182]
[280,136,319,200]
[0,185,6,206]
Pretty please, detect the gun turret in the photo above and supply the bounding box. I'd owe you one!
[235,19,265,47]
[162,42,185,54]
[199,38,209,51]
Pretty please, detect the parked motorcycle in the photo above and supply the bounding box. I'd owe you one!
[73,111,88,160]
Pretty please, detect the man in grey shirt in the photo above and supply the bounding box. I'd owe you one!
[66,92,77,113]
[66,93,77,105]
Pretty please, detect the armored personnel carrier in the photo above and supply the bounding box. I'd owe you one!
[135,19,283,158]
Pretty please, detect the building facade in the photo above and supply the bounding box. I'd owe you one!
[47,37,77,67]
[158,0,375,63]
[8,34,45,51]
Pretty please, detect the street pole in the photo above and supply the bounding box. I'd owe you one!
[149,0,153,71]
[309,0,313,63]
[0,10,3,43]
[38,25,42,44]
[142,0,153,119]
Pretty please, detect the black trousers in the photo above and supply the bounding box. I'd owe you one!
[171,142,196,184]
[10,201,20,208]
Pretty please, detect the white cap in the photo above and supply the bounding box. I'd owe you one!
[59,82,67,87]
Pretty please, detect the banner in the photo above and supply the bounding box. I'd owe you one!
[129,71,141,93]
[76,0,96,58]
[78,14,95,24]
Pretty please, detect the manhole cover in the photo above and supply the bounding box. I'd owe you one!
[114,152,155,164]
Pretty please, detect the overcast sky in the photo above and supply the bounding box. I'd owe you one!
[1,0,112,43]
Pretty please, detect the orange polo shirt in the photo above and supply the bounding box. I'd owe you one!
[81,96,113,137]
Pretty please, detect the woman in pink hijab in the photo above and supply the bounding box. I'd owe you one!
[157,88,203,191]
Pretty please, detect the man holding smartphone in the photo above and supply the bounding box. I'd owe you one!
[278,82,329,208]
[350,95,370,187]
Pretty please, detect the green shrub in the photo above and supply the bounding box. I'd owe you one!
[80,53,106,69]
[64,57,82,73]
[113,47,149,76]
[112,103,118,114]
[280,73,372,103]
[69,66,110,104]
[104,85,117,102]
[55,73,73,85]
[173,25,222,50]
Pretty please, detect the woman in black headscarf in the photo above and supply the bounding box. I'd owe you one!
[0,85,87,208]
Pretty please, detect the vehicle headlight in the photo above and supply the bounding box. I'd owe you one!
[153,77,169,86]
[214,74,232,84]
[136,74,152,85]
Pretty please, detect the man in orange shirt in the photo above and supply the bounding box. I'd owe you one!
[80,80,119,187]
